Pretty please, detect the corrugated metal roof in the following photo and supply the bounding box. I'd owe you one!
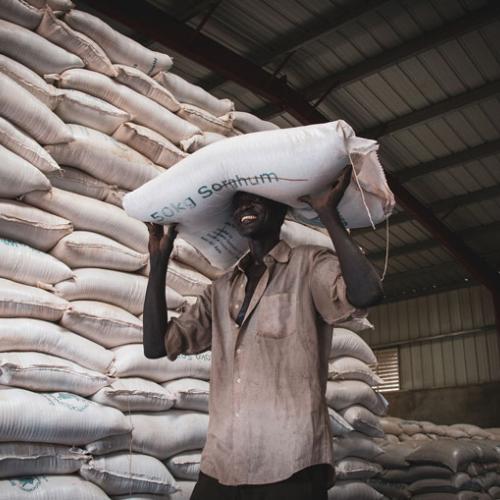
[84,0,500,301]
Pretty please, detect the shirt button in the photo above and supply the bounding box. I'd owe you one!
[235,412,240,418]
[236,348,241,354]
[236,378,241,384]
[234,304,239,309]
[234,323,239,328]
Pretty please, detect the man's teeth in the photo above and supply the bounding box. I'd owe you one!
[241,215,257,223]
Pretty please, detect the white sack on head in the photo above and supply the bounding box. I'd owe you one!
[114,64,181,112]
[0,388,131,445]
[45,125,160,191]
[226,111,279,134]
[0,144,50,197]
[23,188,148,253]
[0,317,114,373]
[0,73,72,145]
[47,167,127,207]
[112,345,210,382]
[0,19,83,75]
[55,90,131,134]
[0,278,68,321]
[0,351,113,396]
[0,0,43,29]
[0,54,60,109]
[0,237,73,286]
[37,8,117,77]
[123,121,394,268]
[86,410,209,459]
[81,452,177,496]
[61,300,143,348]
[154,72,234,117]
[113,122,188,168]
[65,10,173,75]
[166,451,202,481]
[91,378,176,412]
[180,131,226,153]
[51,231,148,272]
[163,378,210,413]
[0,117,59,173]
[0,474,110,500]
[330,327,377,364]
[0,443,88,478]
[54,69,200,144]
[0,199,72,251]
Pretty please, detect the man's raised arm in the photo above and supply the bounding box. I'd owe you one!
[143,223,177,358]
[302,166,383,309]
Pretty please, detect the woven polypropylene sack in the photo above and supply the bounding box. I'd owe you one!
[37,8,117,77]
[163,378,210,413]
[166,451,202,481]
[51,231,148,272]
[91,377,175,412]
[55,90,130,135]
[81,452,177,495]
[0,388,131,445]
[23,188,148,253]
[0,238,73,286]
[0,117,59,173]
[0,317,114,373]
[60,300,143,348]
[330,327,377,364]
[0,443,88,478]
[0,474,109,500]
[0,19,83,75]
[0,0,43,29]
[0,351,113,396]
[0,73,72,145]
[123,121,394,268]
[65,10,173,75]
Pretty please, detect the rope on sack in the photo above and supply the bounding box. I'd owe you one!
[348,150,376,231]
[380,217,390,281]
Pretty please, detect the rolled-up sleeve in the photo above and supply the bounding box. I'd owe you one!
[309,249,363,325]
[165,285,212,361]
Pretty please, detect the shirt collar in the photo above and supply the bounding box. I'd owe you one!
[234,240,291,273]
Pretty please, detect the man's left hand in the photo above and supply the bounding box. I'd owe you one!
[300,165,352,215]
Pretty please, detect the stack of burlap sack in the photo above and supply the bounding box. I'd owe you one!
[0,2,384,499]
[368,436,500,499]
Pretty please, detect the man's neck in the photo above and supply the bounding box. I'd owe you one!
[247,233,280,265]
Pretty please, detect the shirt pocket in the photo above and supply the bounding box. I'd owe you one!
[256,292,296,339]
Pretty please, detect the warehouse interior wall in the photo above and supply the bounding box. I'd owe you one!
[361,285,500,424]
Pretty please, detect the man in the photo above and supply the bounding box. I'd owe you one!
[143,167,383,500]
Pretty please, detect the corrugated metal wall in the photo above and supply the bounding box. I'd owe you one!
[362,286,500,390]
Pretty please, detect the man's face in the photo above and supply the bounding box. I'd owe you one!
[231,192,287,239]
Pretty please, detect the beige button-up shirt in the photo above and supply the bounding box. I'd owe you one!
[165,240,356,486]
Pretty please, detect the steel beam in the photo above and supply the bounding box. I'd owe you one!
[398,139,500,183]
[82,0,500,298]
[368,221,500,261]
[385,173,500,293]
[200,0,392,90]
[361,81,500,139]
[256,3,500,119]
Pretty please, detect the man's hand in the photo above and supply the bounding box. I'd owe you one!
[300,165,352,215]
[147,223,177,266]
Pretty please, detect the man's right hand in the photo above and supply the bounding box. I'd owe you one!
[147,223,178,266]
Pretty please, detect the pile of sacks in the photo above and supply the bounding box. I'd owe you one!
[367,437,500,499]
[380,416,500,443]
[0,2,384,499]
[326,327,390,500]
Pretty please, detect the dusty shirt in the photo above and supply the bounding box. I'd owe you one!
[165,240,356,486]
